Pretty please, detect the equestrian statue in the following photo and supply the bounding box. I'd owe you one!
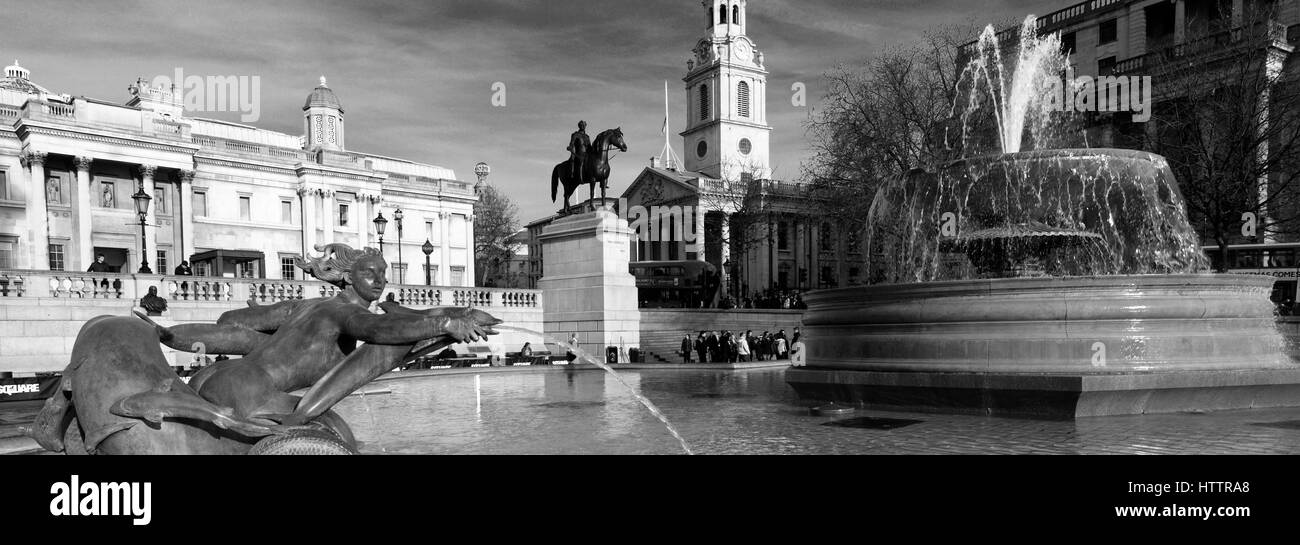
[551,121,627,212]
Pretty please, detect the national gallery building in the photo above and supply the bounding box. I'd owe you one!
[0,62,476,285]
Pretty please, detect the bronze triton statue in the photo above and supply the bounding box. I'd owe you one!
[551,123,627,212]
[31,243,501,455]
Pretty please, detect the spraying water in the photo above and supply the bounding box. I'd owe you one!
[495,325,695,455]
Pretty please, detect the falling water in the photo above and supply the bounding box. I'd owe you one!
[494,325,695,455]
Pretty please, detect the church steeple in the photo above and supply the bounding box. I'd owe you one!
[683,0,770,181]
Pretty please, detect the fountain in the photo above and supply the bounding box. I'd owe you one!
[786,17,1300,418]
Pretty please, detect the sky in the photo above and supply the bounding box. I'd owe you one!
[3,0,1064,223]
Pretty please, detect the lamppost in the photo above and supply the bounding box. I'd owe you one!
[474,162,490,194]
[422,239,435,286]
[373,211,388,255]
[394,207,405,285]
[132,184,153,274]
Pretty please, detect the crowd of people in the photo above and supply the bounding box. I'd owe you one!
[680,327,802,363]
[717,290,808,310]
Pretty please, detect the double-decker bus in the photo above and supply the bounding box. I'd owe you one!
[630,260,720,308]
[1202,242,1300,304]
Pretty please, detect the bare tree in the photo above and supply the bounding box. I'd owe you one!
[802,23,977,227]
[473,185,522,286]
[1146,9,1300,271]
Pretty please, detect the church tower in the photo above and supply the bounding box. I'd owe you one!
[303,76,345,151]
[681,0,771,181]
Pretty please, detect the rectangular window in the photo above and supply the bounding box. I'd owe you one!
[281,257,297,280]
[48,244,64,271]
[193,190,207,217]
[777,222,789,250]
[153,187,167,214]
[1061,31,1076,55]
[425,221,434,242]
[1098,56,1117,75]
[424,264,438,283]
[450,265,465,286]
[0,235,15,268]
[281,200,293,224]
[338,203,350,227]
[239,196,251,221]
[195,261,210,277]
[156,250,167,273]
[0,170,8,200]
[1099,18,1117,45]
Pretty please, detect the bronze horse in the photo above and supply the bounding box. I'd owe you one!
[551,127,627,211]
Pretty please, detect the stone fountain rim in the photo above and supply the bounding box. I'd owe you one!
[803,273,1276,302]
[935,147,1165,171]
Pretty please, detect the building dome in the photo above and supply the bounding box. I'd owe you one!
[303,76,343,113]
[0,60,53,96]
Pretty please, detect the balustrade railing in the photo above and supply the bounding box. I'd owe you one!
[0,269,541,310]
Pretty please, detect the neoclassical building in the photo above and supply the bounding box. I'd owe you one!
[0,63,476,285]
[619,0,867,300]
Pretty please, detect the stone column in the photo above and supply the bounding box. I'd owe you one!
[139,165,157,273]
[1174,0,1186,45]
[322,190,335,246]
[355,194,368,248]
[178,169,195,264]
[439,211,451,285]
[793,217,805,289]
[810,221,820,289]
[74,156,93,270]
[300,187,317,253]
[464,213,475,287]
[24,151,49,270]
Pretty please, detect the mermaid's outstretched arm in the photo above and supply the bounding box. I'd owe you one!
[217,299,304,332]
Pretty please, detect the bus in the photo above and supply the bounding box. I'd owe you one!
[629,260,720,308]
[1201,242,1300,304]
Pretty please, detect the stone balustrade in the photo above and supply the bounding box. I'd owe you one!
[0,269,541,309]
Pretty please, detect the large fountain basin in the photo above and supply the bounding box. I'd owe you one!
[788,274,1300,417]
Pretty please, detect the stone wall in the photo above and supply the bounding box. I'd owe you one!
[0,270,542,375]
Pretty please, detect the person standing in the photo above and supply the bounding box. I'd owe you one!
[695,332,708,364]
[775,335,788,361]
[706,331,720,363]
[681,334,693,363]
[87,253,111,273]
[174,260,193,276]
[566,333,579,363]
[736,330,752,362]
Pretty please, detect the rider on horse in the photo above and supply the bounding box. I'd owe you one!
[567,120,591,183]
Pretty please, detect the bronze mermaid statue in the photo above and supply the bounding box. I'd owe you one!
[32,243,501,454]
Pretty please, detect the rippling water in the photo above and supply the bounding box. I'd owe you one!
[329,367,1300,455]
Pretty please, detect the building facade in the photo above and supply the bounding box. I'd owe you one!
[618,0,866,304]
[0,66,476,285]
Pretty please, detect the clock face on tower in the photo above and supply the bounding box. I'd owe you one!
[733,40,752,63]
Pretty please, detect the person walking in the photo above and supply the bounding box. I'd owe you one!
[681,334,693,363]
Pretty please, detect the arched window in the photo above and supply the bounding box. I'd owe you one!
[720,4,728,24]
[733,5,740,26]
[737,81,750,118]
[700,84,710,121]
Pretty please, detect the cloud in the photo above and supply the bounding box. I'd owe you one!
[4,0,1066,223]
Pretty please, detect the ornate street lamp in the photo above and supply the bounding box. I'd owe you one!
[373,211,388,255]
[474,162,490,193]
[422,239,435,286]
[394,207,405,285]
[132,184,153,274]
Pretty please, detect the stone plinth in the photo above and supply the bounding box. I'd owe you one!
[538,209,641,361]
